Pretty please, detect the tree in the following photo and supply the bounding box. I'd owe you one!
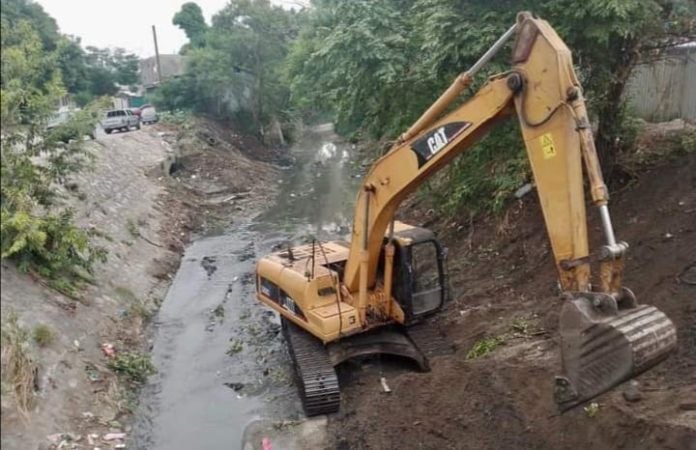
[1,18,106,297]
[111,48,140,85]
[1,0,60,51]
[173,2,209,48]
[285,0,695,214]
[286,0,417,137]
[539,0,696,178]
[79,46,141,97]
[160,0,299,136]
[55,36,89,94]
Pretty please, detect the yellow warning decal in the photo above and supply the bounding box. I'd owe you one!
[540,133,557,159]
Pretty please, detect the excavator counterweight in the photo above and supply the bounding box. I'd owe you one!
[255,11,676,416]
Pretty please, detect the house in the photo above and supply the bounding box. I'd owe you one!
[139,54,185,90]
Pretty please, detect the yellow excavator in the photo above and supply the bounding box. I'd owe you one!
[256,12,677,416]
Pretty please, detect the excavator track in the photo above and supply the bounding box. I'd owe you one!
[281,318,340,416]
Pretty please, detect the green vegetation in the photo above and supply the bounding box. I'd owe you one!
[466,336,505,359]
[114,285,151,320]
[126,219,140,238]
[584,402,600,418]
[681,129,696,154]
[158,110,194,127]
[156,0,300,137]
[32,324,53,347]
[160,0,693,216]
[284,0,694,215]
[2,0,140,104]
[226,339,244,355]
[1,1,108,298]
[173,2,209,51]
[1,313,38,414]
[108,351,156,384]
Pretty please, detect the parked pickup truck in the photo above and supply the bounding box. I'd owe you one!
[102,109,140,134]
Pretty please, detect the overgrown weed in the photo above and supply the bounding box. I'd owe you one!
[1,313,38,416]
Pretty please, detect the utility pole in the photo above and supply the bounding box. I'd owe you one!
[152,25,162,85]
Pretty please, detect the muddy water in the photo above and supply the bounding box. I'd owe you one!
[131,125,363,449]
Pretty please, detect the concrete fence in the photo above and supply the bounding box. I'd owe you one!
[625,45,696,122]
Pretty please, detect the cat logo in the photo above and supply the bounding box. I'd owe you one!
[410,121,472,167]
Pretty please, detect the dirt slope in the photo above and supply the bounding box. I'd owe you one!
[329,150,695,448]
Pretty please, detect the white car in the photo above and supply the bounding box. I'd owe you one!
[102,109,140,134]
[139,105,159,124]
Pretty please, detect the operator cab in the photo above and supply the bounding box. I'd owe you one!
[384,222,448,324]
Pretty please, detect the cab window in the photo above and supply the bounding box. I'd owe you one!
[410,241,443,315]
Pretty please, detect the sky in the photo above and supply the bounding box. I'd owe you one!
[36,0,309,57]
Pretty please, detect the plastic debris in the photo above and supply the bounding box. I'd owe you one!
[380,377,392,393]
[514,183,534,198]
[85,365,101,382]
[584,402,600,417]
[101,343,116,358]
[103,432,126,441]
[262,437,273,450]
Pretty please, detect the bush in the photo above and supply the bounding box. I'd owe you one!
[466,336,505,360]
[158,109,192,126]
[32,324,53,347]
[0,208,107,298]
[1,313,38,415]
[682,129,696,154]
[108,351,156,384]
[1,20,108,298]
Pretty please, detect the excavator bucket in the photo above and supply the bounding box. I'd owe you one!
[554,292,677,411]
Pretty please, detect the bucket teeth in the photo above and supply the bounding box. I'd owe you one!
[555,293,677,410]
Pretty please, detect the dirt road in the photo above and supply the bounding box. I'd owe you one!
[130,124,362,449]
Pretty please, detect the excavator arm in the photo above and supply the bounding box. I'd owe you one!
[343,13,594,299]
[341,12,676,410]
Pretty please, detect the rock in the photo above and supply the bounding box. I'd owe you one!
[623,387,642,402]
[623,380,642,402]
[223,382,244,392]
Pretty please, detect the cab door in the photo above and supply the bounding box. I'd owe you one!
[409,240,446,317]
